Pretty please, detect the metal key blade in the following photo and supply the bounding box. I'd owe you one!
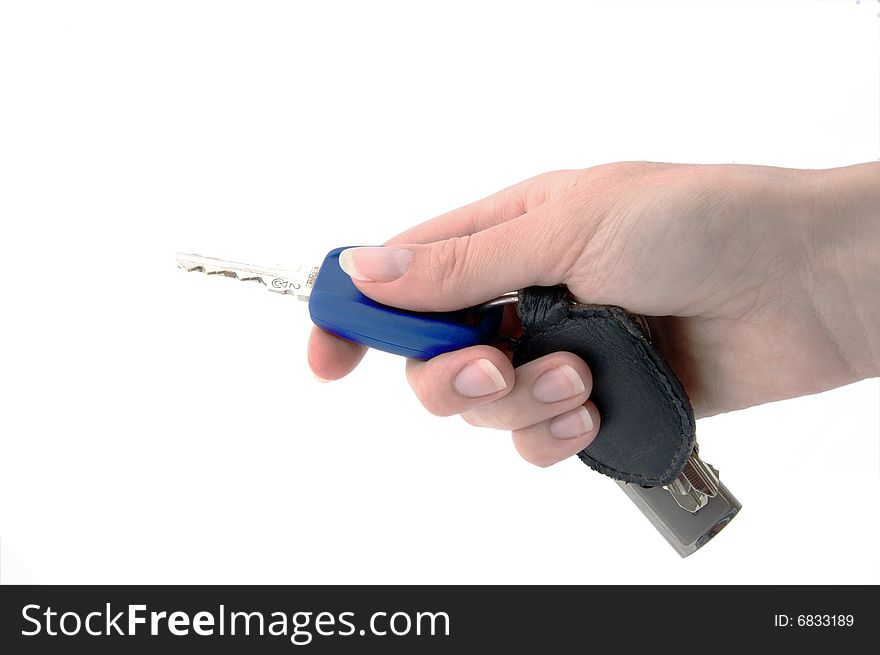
[664,445,721,514]
[176,253,319,301]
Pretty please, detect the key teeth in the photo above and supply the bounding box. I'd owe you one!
[176,252,314,301]
[182,264,269,286]
[209,271,267,286]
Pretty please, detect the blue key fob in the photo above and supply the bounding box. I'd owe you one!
[309,247,504,360]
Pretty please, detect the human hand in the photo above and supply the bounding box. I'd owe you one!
[308,162,880,466]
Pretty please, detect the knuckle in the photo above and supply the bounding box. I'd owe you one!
[419,392,453,417]
[428,235,473,289]
[525,169,578,208]
[461,405,506,430]
[534,205,588,283]
[460,412,486,428]
[523,451,555,469]
[512,434,555,468]
[409,373,454,417]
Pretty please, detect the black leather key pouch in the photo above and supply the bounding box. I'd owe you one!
[512,286,695,487]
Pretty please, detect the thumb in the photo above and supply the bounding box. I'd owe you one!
[337,214,569,312]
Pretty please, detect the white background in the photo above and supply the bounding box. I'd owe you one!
[1,0,878,584]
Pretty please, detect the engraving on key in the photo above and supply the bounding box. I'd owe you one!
[271,277,301,291]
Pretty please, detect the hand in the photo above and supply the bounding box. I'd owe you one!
[308,162,880,466]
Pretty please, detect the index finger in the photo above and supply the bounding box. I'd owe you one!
[386,170,578,245]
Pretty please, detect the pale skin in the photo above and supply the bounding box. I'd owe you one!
[307,162,880,467]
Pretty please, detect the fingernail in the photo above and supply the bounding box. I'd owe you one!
[312,372,331,384]
[532,364,585,403]
[453,359,508,398]
[549,406,594,439]
[338,247,412,282]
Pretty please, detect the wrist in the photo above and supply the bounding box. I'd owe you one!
[801,163,880,379]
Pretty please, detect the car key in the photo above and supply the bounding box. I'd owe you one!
[176,248,504,359]
[177,247,741,557]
